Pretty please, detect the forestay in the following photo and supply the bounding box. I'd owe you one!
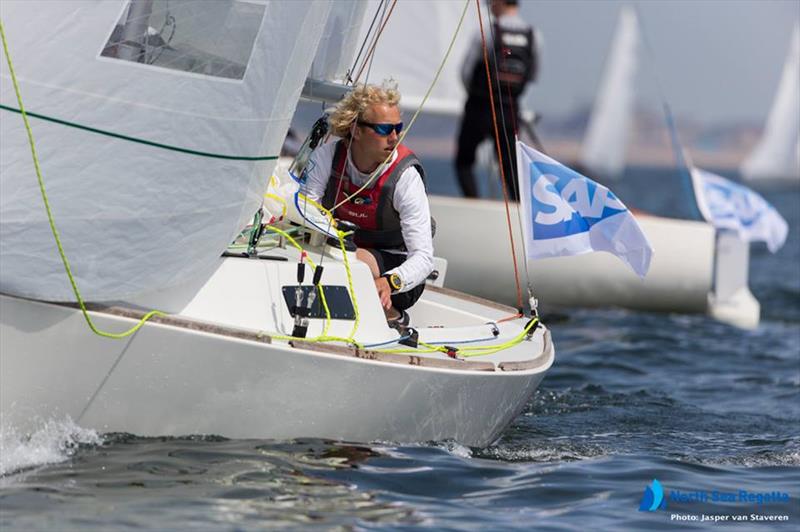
[0,0,331,302]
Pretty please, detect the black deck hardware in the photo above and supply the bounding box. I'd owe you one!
[282,285,356,320]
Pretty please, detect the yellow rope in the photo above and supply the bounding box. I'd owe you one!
[295,193,361,341]
[371,318,539,357]
[264,192,287,220]
[0,19,167,339]
[331,0,471,210]
[336,226,361,341]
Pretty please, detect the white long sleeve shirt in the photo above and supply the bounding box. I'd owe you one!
[303,140,434,293]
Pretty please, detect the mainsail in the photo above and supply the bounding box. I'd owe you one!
[351,0,480,115]
[579,6,639,179]
[309,2,368,85]
[740,23,800,182]
[0,0,332,302]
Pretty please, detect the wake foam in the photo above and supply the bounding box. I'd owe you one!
[0,417,103,477]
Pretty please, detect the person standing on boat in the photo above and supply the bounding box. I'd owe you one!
[455,0,538,200]
[303,83,434,323]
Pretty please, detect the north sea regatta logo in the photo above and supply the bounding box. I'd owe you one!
[636,479,792,523]
[639,479,667,511]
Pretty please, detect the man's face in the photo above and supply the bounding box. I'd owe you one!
[353,103,402,164]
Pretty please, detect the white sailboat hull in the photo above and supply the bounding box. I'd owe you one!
[430,196,759,328]
[1,255,553,448]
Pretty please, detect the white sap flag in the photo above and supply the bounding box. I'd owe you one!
[691,167,788,252]
[516,141,653,277]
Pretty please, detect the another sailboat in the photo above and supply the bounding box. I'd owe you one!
[357,1,759,328]
[578,6,638,179]
[0,1,554,448]
[740,22,800,183]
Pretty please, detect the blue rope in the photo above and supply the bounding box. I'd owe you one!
[363,335,411,348]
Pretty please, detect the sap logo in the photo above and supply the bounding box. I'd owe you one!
[703,181,762,227]
[528,162,626,239]
[639,479,668,512]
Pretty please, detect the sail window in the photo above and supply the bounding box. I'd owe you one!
[101,0,265,80]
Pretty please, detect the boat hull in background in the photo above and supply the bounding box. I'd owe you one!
[430,195,759,329]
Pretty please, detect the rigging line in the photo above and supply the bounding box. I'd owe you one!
[347,0,386,84]
[313,125,358,268]
[314,1,393,267]
[475,0,524,311]
[352,0,398,84]
[77,336,137,423]
[361,4,386,87]
[332,0,471,211]
[0,19,167,340]
[0,105,278,161]
[487,13,535,302]
[632,3,701,219]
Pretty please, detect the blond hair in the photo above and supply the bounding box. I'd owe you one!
[328,81,401,138]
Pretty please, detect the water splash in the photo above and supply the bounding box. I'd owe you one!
[0,417,103,477]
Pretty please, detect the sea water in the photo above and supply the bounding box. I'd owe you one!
[1,167,798,530]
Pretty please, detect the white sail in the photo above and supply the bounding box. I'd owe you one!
[741,23,800,182]
[579,6,639,178]
[352,0,480,115]
[0,0,332,302]
[309,1,368,83]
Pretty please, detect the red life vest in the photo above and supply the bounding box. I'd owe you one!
[322,140,425,249]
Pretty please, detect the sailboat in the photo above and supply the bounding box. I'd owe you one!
[356,1,759,328]
[740,22,800,183]
[0,1,554,448]
[578,6,638,179]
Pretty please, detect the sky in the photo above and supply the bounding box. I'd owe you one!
[517,0,799,126]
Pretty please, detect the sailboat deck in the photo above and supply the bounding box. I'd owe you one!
[104,298,549,373]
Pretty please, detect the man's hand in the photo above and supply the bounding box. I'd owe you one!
[375,276,392,310]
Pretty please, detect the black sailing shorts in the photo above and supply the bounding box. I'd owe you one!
[365,248,425,312]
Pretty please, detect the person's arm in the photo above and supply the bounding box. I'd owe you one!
[302,141,336,201]
[460,33,483,89]
[387,167,434,292]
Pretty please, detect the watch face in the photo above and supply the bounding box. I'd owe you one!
[389,273,402,290]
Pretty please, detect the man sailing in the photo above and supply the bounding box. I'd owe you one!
[303,82,433,324]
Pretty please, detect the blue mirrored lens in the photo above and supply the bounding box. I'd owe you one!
[374,123,403,135]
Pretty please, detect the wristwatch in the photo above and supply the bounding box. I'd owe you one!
[382,272,402,293]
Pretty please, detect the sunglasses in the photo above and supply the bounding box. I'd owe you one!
[357,120,404,136]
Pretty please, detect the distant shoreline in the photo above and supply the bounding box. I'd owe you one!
[406,136,748,174]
